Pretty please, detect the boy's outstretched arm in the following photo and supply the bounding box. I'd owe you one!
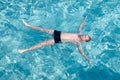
[77,42,91,67]
[78,16,87,34]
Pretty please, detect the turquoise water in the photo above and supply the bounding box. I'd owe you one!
[0,0,120,80]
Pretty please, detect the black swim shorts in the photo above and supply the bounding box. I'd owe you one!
[54,30,61,43]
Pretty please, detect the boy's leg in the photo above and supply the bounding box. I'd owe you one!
[18,39,55,54]
[22,20,54,35]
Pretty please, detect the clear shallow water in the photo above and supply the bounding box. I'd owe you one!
[0,0,120,80]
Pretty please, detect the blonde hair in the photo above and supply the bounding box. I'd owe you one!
[86,36,91,42]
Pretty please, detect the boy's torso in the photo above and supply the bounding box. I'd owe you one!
[61,32,80,43]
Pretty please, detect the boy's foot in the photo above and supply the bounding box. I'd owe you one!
[18,49,25,54]
[22,20,30,27]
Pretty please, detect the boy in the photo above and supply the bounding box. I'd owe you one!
[18,17,91,67]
